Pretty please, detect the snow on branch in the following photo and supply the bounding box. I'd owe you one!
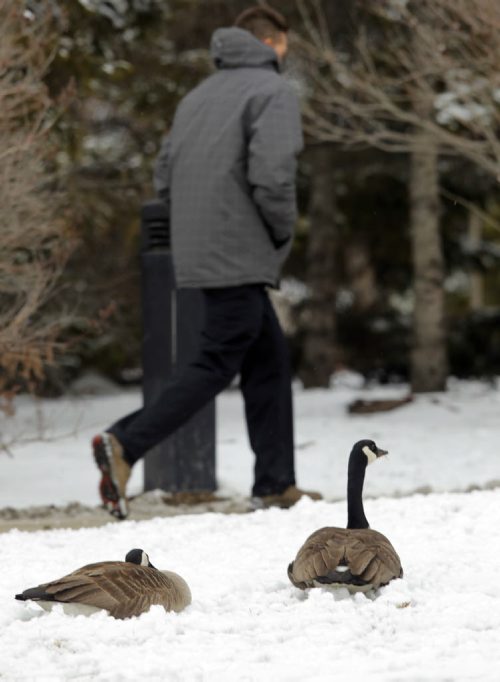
[293,0,500,180]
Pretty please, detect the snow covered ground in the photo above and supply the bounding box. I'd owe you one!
[2,378,500,680]
[4,491,500,681]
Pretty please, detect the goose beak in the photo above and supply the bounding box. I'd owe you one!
[376,448,388,457]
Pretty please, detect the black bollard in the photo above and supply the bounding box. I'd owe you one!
[140,200,216,493]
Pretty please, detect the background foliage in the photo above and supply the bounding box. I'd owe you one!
[2,0,500,394]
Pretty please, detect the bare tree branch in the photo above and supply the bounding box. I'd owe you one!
[0,1,74,393]
[293,0,500,181]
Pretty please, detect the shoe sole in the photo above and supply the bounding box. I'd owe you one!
[92,435,128,520]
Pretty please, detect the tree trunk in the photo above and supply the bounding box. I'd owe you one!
[299,146,340,387]
[409,135,448,391]
[467,210,484,311]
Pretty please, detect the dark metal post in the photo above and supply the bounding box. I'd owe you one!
[140,200,216,492]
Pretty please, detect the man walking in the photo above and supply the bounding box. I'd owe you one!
[92,5,321,519]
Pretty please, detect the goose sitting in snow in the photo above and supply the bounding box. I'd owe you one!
[288,440,403,593]
[15,548,191,619]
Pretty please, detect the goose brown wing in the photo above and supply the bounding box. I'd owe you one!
[106,566,191,618]
[39,562,133,615]
[344,529,402,587]
[17,561,122,605]
[288,527,347,588]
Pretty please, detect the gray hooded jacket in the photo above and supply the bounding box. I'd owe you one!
[154,27,303,288]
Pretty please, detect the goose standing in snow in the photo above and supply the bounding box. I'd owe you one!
[15,548,191,618]
[288,440,403,593]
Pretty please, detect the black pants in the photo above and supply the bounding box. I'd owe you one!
[109,285,296,496]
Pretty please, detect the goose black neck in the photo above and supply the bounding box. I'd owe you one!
[347,451,369,529]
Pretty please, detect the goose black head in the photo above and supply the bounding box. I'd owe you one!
[125,548,156,569]
[351,439,388,467]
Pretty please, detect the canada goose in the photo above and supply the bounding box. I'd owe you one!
[288,440,403,593]
[15,548,191,619]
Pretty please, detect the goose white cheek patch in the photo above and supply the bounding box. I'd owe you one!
[362,445,378,464]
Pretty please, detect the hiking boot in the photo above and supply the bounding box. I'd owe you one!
[251,485,322,510]
[92,433,131,520]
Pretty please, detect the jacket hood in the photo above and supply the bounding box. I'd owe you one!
[210,27,279,71]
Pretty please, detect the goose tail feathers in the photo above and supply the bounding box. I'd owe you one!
[15,587,52,602]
